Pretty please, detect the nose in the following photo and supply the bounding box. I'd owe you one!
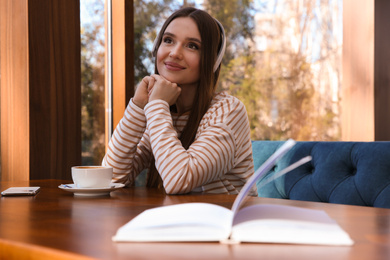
[169,44,183,59]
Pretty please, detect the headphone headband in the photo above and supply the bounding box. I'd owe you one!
[213,18,226,72]
[152,17,226,72]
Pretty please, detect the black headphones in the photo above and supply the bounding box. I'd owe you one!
[152,18,226,72]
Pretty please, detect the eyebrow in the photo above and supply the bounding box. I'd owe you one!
[163,32,202,45]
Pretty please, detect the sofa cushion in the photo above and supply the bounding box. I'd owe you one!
[252,141,390,208]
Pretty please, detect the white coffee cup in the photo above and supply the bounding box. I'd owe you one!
[71,166,113,188]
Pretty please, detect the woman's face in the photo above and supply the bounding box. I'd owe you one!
[156,17,201,86]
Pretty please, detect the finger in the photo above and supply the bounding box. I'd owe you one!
[147,77,156,93]
[150,74,161,81]
[151,74,170,85]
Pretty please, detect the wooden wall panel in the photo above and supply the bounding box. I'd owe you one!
[28,0,81,179]
[342,0,374,141]
[0,0,81,181]
[0,0,30,181]
[374,1,390,141]
[342,0,390,141]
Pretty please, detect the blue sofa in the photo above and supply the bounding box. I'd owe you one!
[252,141,390,208]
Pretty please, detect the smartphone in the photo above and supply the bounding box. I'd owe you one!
[1,187,41,196]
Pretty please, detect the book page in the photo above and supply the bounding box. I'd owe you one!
[230,204,354,245]
[231,139,296,213]
[112,203,233,242]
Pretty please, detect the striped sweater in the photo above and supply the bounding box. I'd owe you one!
[102,92,255,195]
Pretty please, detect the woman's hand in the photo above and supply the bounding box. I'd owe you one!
[148,74,181,106]
[133,76,155,109]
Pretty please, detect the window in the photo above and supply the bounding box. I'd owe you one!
[80,0,106,165]
[79,0,343,170]
[134,0,343,141]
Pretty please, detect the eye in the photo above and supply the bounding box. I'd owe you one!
[162,36,173,44]
[187,42,200,50]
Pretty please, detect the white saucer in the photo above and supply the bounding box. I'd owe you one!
[58,183,125,196]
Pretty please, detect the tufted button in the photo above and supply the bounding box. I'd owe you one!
[303,163,314,174]
[350,166,357,176]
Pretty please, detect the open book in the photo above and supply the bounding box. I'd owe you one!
[112,140,354,246]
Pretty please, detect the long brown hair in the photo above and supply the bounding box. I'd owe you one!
[147,7,224,188]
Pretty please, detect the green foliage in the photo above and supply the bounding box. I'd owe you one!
[204,0,255,66]
[215,0,342,141]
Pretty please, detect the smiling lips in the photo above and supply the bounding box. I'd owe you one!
[164,61,185,71]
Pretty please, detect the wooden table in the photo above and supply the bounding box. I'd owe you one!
[1,180,390,260]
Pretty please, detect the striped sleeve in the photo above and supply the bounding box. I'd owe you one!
[102,99,152,185]
[200,94,255,195]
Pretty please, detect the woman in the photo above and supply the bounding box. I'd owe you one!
[102,7,255,195]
